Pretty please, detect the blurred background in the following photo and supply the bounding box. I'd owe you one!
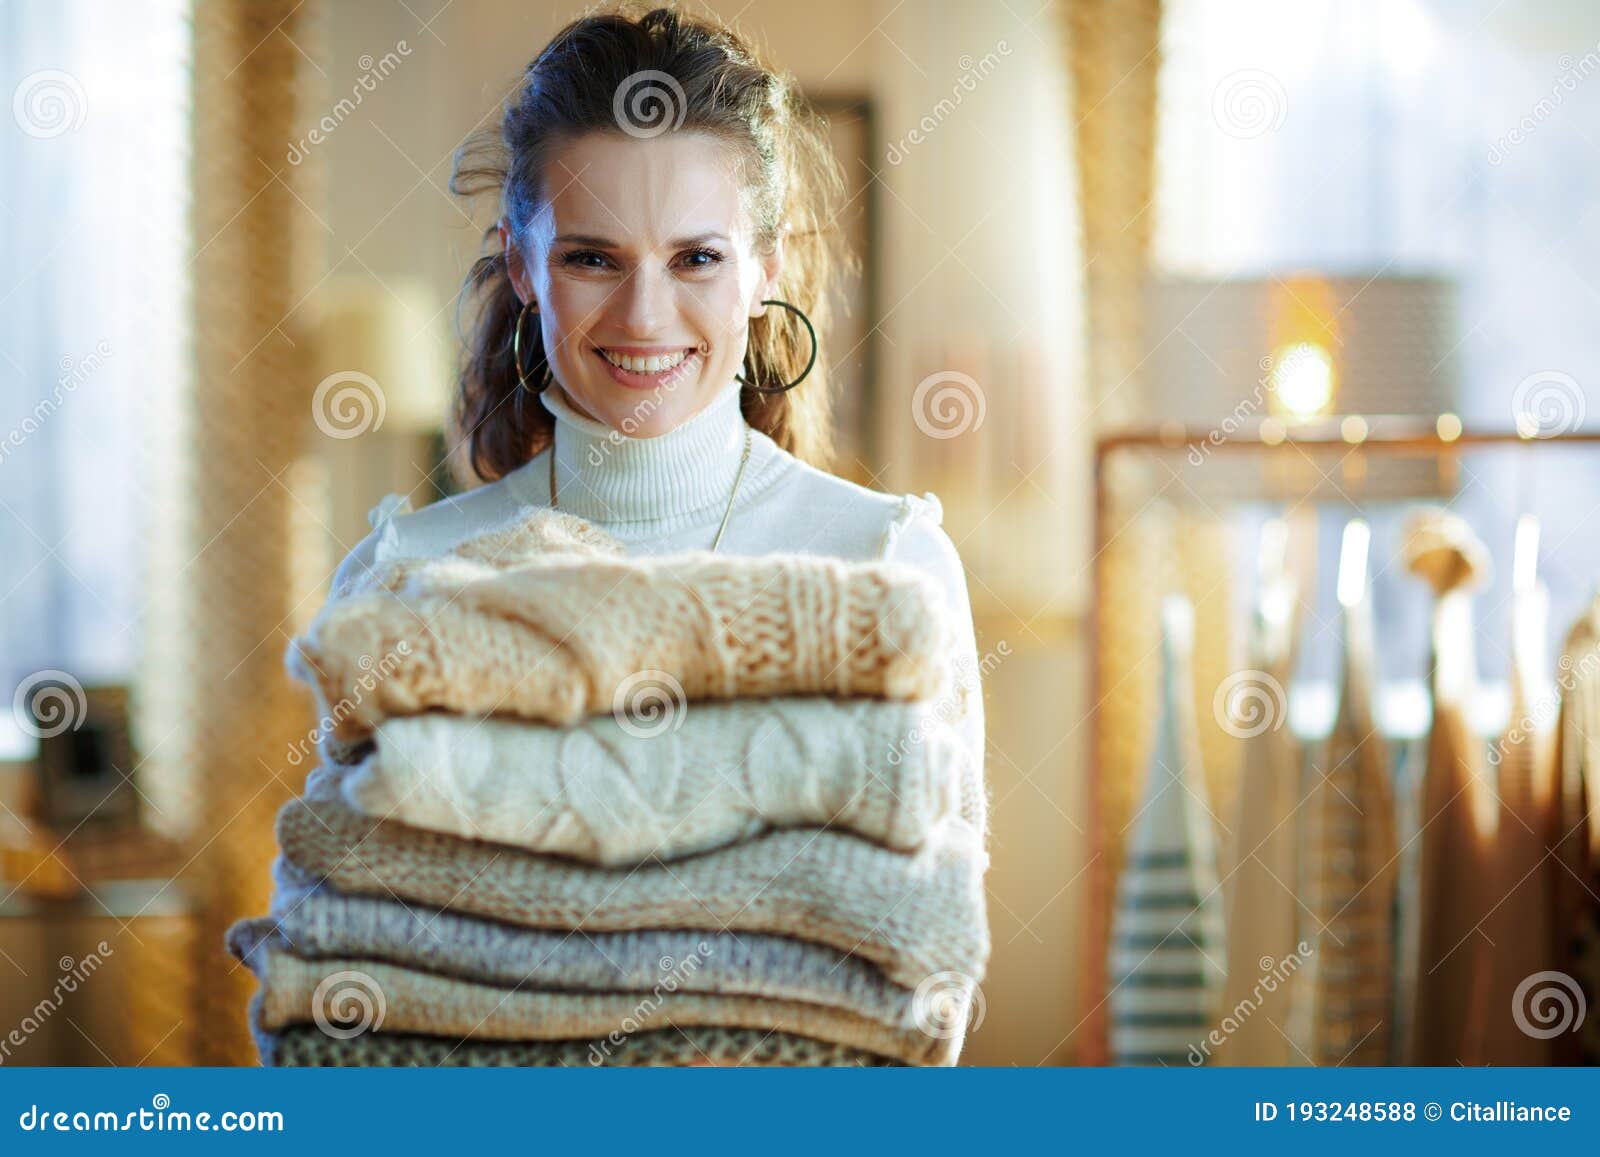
[3,0,1600,1066]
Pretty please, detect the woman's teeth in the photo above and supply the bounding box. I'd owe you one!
[600,348,690,373]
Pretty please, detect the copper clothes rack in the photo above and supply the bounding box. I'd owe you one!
[1079,419,1600,1066]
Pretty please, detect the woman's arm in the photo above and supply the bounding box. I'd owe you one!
[330,528,381,601]
[881,494,990,843]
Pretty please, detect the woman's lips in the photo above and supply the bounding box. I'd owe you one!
[592,346,701,390]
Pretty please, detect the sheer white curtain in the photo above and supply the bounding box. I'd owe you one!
[0,0,188,752]
[1154,0,1600,685]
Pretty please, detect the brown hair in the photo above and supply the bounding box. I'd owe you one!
[448,2,852,485]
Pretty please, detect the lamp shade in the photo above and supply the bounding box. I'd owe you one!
[310,275,453,435]
[1142,274,1459,425]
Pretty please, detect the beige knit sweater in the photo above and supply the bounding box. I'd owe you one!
[285,506,953,748]
[341,696,967,865]
[227,891,932,1030]
[249,948,963,1065]
[256,1009,893,1067]
[275,761,989,992]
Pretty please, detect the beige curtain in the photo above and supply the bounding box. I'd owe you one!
[1063,0,1165,1065]
[138,0,323,1065]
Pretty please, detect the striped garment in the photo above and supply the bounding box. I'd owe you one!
[1109,596,1226,1065]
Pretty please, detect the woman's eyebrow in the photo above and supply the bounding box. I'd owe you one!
[553,231,731,248]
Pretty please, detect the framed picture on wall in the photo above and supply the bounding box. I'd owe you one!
[809,94,881,484]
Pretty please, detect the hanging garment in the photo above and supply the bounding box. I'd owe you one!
[1403,509,1497,1066]
[1553,593,1600,1065]
[1386,683,1432,1065]
[1483,518,1561,1063]
[1304,519,1398,1065]
[1212,520,1304,1065]
[1109,595,1227,1065]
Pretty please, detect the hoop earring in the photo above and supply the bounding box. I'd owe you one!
[512,299,546,393]
[735,299,817,394]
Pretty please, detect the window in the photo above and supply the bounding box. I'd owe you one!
[1,0,189,755]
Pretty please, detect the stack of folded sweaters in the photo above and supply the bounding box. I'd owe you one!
[226,506,990,1066]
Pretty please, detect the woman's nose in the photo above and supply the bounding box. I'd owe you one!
[613,266,670,335]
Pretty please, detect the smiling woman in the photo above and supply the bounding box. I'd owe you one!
[328,3,987,622]
[332,3,985,713]
[504,131,771,430]
[293,1,992,1071]
[450,4,850,480]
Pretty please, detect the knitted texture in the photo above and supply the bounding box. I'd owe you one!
[225,890,923,1027]
[285,506,953,747]
[340,697,966,865]
[273,763,989,992]
[349,502,628,596]
[245,947,958,1065]
[1303,560,1397,1066]
[257,1017,894,1067]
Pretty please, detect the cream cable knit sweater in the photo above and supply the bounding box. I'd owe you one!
[340,697,967,865]
[330,375,988,838]
[289,506,952,748]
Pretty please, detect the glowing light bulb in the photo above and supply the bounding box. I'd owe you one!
[1268,342,1335,420]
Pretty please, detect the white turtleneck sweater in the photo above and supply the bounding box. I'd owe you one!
[331,376,986,794]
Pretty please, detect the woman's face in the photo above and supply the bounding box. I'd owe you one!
[500,130,781,438]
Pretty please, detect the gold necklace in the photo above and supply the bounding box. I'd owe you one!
[549,424,754,553]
